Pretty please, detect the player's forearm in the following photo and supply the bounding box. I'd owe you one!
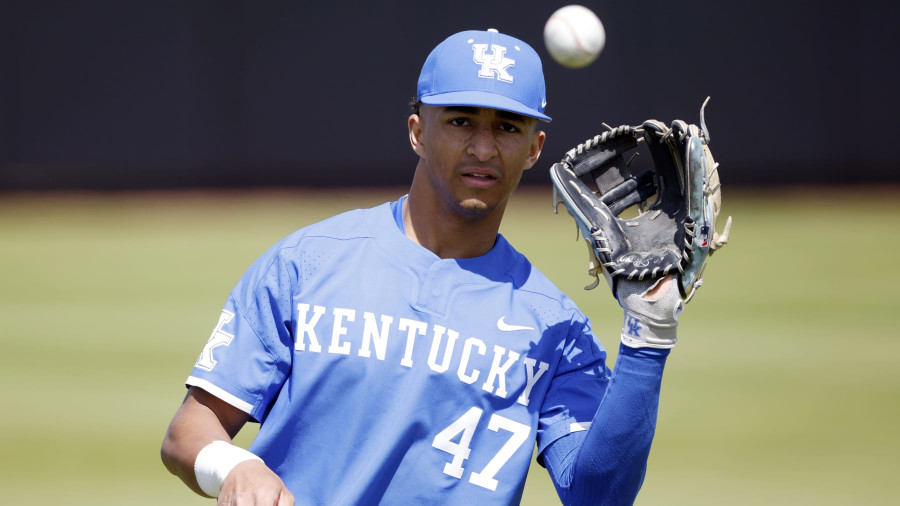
[161,404,234,497]
[161,388,249,497]
[544,344,669,505]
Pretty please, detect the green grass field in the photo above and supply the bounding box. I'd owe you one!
[1,186,898,505]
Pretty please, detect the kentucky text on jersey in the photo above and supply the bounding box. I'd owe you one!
[294,303,551,407]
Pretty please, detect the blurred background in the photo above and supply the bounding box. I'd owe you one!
[2,0,898,189]
[1,1,898,505]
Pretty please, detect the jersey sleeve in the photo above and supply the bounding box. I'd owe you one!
[536,315,610,456]
[186,239,296,422]
[539,344,670,504]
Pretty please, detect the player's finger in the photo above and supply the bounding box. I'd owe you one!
[277,489,295,505]
[218,488,282,506]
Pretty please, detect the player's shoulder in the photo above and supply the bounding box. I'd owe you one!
[239,202,388,274]
[272,201,389,252]
[505,248,597,347]
[292,203,383,241]
[501,237,584,317]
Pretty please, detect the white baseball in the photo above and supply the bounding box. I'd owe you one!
[543,5,606,68]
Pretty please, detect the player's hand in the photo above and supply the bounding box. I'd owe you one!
[617,274,683,349]
[217,459,295,505]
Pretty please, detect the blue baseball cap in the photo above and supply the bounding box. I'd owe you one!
[417,29,551,122]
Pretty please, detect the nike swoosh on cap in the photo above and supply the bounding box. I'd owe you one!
[496,316,535,332]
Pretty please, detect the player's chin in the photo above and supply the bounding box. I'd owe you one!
[455,197,494,217]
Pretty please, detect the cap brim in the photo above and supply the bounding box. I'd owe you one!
[421,91,551,122]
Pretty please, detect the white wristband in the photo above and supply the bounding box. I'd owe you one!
[194,440,263,497]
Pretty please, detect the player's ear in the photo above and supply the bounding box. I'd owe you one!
[408,113,425,158]
[523,130,546,170]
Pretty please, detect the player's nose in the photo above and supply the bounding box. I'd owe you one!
[467,125,498,161]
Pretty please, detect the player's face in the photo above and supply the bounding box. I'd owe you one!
[409,105,546,219]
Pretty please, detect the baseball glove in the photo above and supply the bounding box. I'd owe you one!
[549,98,731,303]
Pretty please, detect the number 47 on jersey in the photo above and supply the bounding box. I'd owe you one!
[432,406,531,491]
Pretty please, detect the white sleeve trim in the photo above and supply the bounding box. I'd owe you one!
[569,421,591,433]
[186,376,254,414]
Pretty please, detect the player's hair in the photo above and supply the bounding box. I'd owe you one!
[408,97,420,115]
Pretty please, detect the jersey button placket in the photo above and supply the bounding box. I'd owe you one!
[416,260,457,316]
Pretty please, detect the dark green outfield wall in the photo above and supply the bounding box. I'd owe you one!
[1,0,897,189]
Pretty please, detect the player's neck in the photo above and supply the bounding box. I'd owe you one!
[403,190,504,259]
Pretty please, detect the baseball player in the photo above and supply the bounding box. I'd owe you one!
[161,29,693,505]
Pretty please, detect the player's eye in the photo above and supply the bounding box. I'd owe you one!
[449,117,472,127]
[498,123,520,133]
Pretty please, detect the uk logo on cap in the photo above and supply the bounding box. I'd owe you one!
[473,44,515,83]
[416,29,551,122]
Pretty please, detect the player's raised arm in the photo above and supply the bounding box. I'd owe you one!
[545,104,731,503]
[540,279,673,505]
[161,387,295,505]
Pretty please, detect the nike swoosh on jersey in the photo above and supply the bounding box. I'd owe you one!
[496,316,535,332]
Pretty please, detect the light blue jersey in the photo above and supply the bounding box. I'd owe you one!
[186,198,610,505]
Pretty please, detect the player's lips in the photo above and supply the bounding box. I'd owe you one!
[460,168,500,187]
